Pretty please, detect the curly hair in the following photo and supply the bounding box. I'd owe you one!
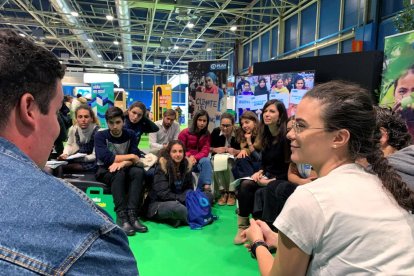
[374,106,412,150]
[304,81,414,213]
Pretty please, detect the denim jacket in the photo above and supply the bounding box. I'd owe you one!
[0,138,138,275]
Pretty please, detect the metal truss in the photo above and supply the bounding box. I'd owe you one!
[0,0,312,73]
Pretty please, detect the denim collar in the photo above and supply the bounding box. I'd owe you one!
[0,137,39,168]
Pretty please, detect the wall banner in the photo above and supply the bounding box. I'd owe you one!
[91,82,114,128]
[380,30,414,138]
[188,60,228,130]
[152,84,172,121]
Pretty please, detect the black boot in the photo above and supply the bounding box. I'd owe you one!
[128,210,148,233]
[116,211,136,236]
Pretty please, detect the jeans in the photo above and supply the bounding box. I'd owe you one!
[96,166,145,213]
[236,179,262,217]
[193,157,212,189]
[152,201,188,224]
[0,137,138,275]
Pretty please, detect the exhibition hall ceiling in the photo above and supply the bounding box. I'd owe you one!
[0,0,306,73]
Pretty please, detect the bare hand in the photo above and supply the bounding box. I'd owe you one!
[244,132,252,143]
[251,171,263,182]
[130,154,140,165]
[109,162,125,173]
[236,149,249,159]
[189,155,197,165]
[257,177,275,186]
[256,220,278,249]
[242,219,265,243]
[57,154,68,161]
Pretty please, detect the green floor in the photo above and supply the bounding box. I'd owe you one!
[130,134,259,275]
[128,205,258,275]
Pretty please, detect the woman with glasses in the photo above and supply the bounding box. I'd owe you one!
[243,81,414,275]
[210,113,241,205]
[234,100,290,245]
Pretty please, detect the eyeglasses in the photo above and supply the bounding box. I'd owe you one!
[221,124,233,128]
[291,121,325,134]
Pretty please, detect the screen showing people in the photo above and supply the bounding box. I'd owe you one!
[73,86,92,100]
[235,71,315,121]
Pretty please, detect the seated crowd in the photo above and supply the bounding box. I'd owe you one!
[51,88,414,273]
[3,31,414,274]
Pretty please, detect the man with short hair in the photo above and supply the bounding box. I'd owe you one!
[95,106,148,236]
[149,109,180,154]
[0,30,138,274]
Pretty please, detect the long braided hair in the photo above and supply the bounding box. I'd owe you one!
[304,81,414,213]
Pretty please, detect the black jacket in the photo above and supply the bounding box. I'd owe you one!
[210,127,241,155]
[147,157,194,212]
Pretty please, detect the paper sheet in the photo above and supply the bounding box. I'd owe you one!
[229,177,254,190]
[66,153,87,160]
[45,160,68,169]
[213,154,229,171]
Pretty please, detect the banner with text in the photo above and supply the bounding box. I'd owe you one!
[188,60,228,127]
[91,82,114,128]
[152,84,172,121]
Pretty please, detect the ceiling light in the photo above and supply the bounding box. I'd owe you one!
[186,22,195,29]
[117,55,122,60]
[206,48,212,52]
[160,68,165,71]
[113,40,119,45]
[230,26,237,31]
[119,65,124,69]
[97,54,102,58]
[106,15,114,21]
[173,45,179,50]
[103,64,108,67]
[87,38,93,42]
[71,11,79,17]
[166,58,170,62]
[19,33,26,37]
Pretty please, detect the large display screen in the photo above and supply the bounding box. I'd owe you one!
[73,86,92,99]
[235,71,315,120]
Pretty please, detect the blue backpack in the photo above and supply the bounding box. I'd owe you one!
[186,190,217,230]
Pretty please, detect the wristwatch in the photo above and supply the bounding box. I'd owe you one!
[251,240,269,258]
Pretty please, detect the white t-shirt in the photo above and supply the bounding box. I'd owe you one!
[275,163,414,275]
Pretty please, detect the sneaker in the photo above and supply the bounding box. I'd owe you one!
[217,193,228,206]
[227,193,236,206]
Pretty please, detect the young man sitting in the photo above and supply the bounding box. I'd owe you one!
[95,106,148,236]
[149,109,180,155]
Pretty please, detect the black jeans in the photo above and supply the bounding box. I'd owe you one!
[150,201,188,224]
[96,166,145,214]
[236,179,263,217]
[253,180,298,225]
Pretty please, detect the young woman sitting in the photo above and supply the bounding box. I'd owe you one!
[210,112,241,205]
[146,140,194,227]
[46,104,99,176]
[178,110,213,202]
[243,81,414,275]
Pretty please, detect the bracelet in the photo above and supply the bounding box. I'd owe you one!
[251,240,269,258]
